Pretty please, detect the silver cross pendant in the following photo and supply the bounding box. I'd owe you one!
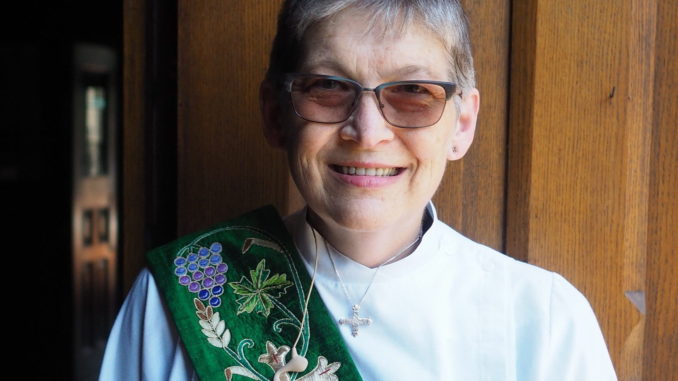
[338,305,372,337]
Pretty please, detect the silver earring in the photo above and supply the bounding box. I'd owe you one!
[452,146,457,153]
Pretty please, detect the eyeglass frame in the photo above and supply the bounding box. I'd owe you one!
[281,73,462,128]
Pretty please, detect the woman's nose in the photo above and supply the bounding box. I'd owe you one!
[339,92,395,147]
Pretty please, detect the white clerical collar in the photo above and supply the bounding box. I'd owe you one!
[284,202,444,284]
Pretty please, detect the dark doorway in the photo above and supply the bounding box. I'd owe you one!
[1,2,122,379]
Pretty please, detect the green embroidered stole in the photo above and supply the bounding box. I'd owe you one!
[146,206,362,381]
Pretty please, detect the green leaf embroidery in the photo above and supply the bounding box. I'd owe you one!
[229,259,293,317]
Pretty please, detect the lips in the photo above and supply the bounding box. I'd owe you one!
[329,163,406,188]
[330,165,401,176]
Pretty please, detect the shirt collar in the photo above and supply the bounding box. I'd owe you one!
[284,202,445,284]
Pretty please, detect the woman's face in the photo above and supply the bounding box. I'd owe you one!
[267,8,478,233]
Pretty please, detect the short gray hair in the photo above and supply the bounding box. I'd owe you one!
[266,0,476,90]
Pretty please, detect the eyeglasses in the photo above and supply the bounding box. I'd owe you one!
[283,73,459,128]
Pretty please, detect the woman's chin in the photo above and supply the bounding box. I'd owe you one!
[312,203,401,233]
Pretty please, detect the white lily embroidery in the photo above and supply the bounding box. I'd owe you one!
[258,341,291,372]
[297,357,341,381]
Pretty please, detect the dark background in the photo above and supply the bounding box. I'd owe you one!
[1,1,121,378]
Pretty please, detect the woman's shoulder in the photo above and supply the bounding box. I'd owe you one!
[433,218,590,307]
[433,219,547,275]
[433,220,615,378]
[100,268,197,380]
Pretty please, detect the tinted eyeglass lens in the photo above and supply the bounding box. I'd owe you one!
[290,77,357,124]
[379,83,448,128]
[289,76,450,128]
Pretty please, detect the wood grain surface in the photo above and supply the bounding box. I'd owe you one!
[177,0,287,235]
[643,1,678,379]
[433,0,510,252]
[508,1,676,379]
[508,0,642,375]
[506,0,538,263]
[122,0,146,290]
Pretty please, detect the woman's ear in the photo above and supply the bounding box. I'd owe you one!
[260,80,287,149]
[447,88,480,161]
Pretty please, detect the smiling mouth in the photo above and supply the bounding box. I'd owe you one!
[330,165,401,177]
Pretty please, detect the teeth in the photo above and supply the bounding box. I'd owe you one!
[338,166,397,176]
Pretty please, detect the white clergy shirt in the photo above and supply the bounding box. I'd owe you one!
[99,203,617,380]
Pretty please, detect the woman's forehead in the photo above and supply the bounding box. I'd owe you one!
[299,9,450,81]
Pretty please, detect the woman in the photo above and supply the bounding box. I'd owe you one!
[100,1,617,380]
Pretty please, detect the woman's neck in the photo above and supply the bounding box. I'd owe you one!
[306,208,425,268]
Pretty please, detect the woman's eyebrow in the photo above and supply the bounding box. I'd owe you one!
[299,58,347,75]
[300,61,438,81]
[386,65,437,79]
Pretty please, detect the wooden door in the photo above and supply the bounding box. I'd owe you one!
[508,1,678,378]
[72,44,119,379]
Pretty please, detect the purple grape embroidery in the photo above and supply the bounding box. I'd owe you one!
[175,241,228,307]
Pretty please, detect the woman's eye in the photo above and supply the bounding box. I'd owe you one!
[400,84,428,94]
[386,84,434,98]
[315,79,340,90]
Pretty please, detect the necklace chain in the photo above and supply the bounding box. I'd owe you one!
[324,228,423,336]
